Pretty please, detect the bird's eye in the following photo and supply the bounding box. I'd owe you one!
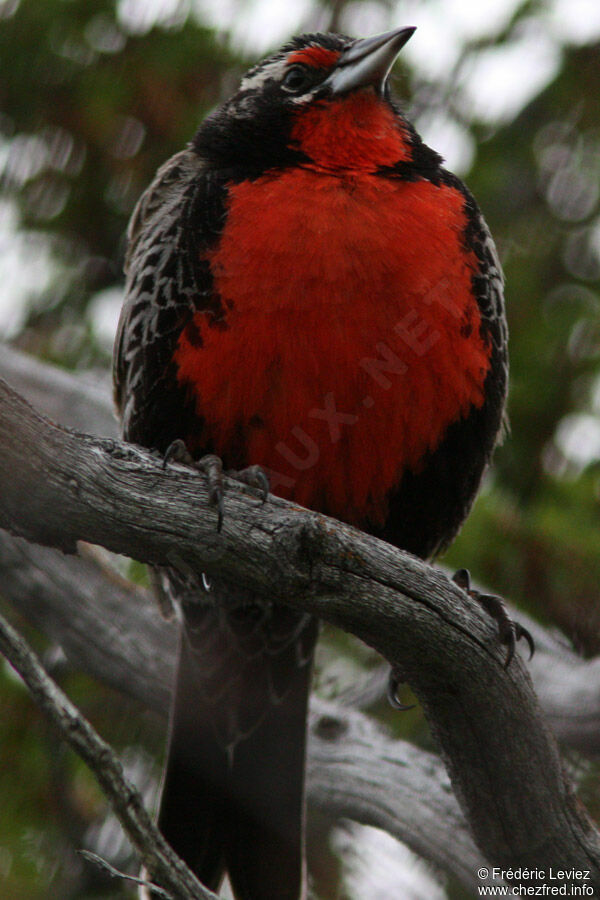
[282,65,312,94]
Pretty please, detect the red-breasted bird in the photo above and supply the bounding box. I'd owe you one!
[113,26,524,900]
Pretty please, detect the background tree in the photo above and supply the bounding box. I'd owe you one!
[1,0,599,897]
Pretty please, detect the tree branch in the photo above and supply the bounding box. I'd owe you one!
[0,529,486,892]
[0,603,216,900]
[3,346,599,755]
[1,351,600,892]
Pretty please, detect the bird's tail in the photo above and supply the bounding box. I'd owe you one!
[155,588,318,900]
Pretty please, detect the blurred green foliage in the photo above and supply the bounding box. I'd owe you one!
[447,40,600,653]
[1,0,599,896]
[0,0,244,365]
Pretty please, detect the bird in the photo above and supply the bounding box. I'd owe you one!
[113,25,522,900]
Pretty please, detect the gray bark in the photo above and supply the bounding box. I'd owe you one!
[1,346,600,895]
[0,529,485,892]
[0,603,215,900]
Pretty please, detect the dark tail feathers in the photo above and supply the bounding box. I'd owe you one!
[156,599,318,900]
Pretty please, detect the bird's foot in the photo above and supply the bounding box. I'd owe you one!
[163,440,269,532]
[229,463,270,501]
[452,568,535,668]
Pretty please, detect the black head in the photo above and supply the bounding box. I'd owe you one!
[194,28,417,177]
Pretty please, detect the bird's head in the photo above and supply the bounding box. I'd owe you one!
[194,27,425,177]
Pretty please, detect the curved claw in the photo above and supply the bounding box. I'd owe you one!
[254,468,270,503]
[163,446,225,532]
[503,621,517,669]
[205,488,224,533]
[228,464,270,503]
[452,568,535,667]
[451,567,471,591]
[163,438,194,469]
[195,454,225,532]
[515,623,535,662]
[387,670,416,711]
[163,446,268,532]
[201,573,212,592]
[501,623,534,668]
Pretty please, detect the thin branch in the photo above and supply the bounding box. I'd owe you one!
[1,354,600,890]
[78,852,172,899]
[0,605,217,900]
[0,529,486,892]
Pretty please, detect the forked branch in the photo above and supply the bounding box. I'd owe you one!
[1,351,600,893]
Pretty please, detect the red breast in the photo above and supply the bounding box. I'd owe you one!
[174,108,491,526]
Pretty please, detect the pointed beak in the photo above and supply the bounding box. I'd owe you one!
[325,26,416,96]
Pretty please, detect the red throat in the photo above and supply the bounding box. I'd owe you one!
[290,91,412,172]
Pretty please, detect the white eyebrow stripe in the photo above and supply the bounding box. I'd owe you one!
[240,58,289,91]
